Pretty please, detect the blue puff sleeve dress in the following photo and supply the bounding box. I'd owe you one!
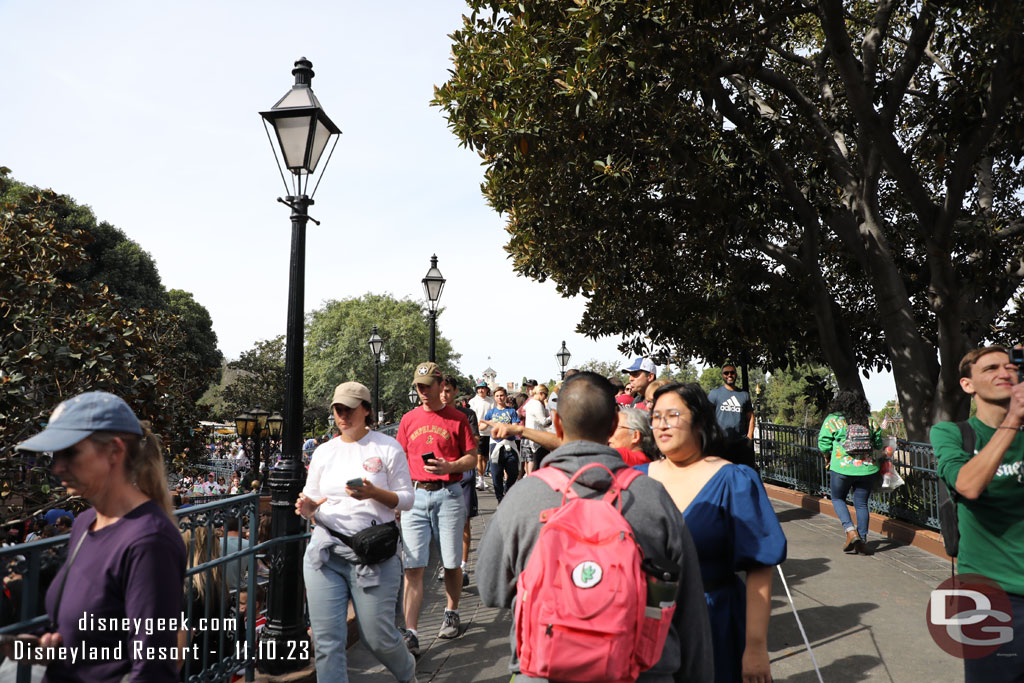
[637,463,787,683]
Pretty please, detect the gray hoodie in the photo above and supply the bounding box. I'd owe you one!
[477,440,714,682]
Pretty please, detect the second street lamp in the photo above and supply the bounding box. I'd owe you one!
[556,340,572,380]
[258,56,340,674]
[422,254,445,362]
[368,325,384,426]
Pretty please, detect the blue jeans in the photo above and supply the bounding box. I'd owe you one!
[401,484,467,569]
[303,550,414,683]
[964,592,1024,682]
[489,445,518,501]
[830,471,874,539]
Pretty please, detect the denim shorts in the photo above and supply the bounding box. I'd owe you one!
[400,484,467,569]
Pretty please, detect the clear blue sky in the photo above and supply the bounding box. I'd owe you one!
[0,0,897,406]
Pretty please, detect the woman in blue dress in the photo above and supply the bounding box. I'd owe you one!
[637,382,786,683]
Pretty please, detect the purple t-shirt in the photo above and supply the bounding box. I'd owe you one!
[44,500,185,682]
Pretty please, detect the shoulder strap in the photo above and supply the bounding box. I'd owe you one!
[956,421,975,457]
[532,467,571,495]
[533,462,640,506]
[51,529,88,630]
[607,467,643,503]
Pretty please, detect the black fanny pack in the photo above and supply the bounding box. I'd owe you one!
[323,520,399,565]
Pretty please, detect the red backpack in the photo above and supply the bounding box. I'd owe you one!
[515,463,676,683]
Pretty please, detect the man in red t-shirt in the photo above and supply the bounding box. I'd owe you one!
[397,362,477,652]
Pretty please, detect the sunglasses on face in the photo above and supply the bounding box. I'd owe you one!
[723,371,737,376]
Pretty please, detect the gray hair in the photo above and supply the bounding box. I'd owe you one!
[618,407,658,461]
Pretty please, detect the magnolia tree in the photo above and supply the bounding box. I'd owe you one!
[435,1,1024,439]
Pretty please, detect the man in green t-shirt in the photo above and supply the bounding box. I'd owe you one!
[931,345,1024,681]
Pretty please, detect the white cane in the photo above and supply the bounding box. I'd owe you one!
[777,564,824,683]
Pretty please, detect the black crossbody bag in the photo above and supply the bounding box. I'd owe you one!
[321,520,399,565]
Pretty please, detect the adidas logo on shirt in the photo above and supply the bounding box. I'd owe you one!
[720,395,744,413]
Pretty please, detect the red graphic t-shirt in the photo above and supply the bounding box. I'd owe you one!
[397,405,476,483]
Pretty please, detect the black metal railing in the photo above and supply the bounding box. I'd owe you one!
[755,422,941,530]
[0,492,310,683]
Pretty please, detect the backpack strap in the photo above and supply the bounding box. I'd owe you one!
[946,420,974,576]
[955,421,975,458]
[605,467,643,505]
[532,462,639,508]
[532,466,571,496]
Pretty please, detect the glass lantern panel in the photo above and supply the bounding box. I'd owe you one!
[276,88,314,108]
[422,279,440,302]
[307,118,332,173]
[274,115,313,171]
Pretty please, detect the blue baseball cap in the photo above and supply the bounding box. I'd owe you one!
[17,391,142,452]
[622,358,657,374]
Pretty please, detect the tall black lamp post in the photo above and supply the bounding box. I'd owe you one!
[368,326,384,425]
[408,387,418,405]
[422,254,446,362]
[258,57,340,674]
[556,341,571,380]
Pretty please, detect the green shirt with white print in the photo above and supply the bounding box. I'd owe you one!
[932,417,1024,596]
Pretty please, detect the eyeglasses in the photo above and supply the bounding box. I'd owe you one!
[651,410,686,427]
[722,371,737,376]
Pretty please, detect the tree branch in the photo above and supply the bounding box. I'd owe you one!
[742,62,858,184]
[819,0,939,227]
[767,43,814,68]
[937,47,1017,244]
[862,0,897,87]
[882,3,936,126]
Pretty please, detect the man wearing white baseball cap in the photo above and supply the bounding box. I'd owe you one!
[622,358,658,411]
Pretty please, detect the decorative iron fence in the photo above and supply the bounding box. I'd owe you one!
[0,492,310,683]
[755,423,941,530]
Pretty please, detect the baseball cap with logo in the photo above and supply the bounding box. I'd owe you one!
[413,362,444,386]
[331,382,372,408]
[17,391,143,452]
[622,358,658,375]
[475,379,488,388]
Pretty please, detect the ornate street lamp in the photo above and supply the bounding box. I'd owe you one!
[408,387,418,405]
[258,56,340,674]
[421,254,445,362]
[556,341,572,380]
[267,411,284,440]
[368,326,384,425]
[235,408,283,478]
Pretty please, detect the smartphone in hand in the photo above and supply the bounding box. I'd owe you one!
[421,452,435,468]
[346,477,364,488]
[1012,348,1024,383]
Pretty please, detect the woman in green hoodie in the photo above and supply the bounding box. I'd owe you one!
[819,391,882,554]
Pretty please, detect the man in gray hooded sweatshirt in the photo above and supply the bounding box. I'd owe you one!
[477,372,713,682]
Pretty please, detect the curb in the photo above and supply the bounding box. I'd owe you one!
[764,483,951,560]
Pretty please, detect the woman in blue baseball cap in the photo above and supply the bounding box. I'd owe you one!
[6,391,185,682]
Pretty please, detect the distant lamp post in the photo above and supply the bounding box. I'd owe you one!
[267,411,284,442]
[556,341,572,380]
[234,408,283,476]
[368,326,384,426]
[422,254,446,362]
[408,387,418,405]
[754,383,762,422]
[258,56,341,674]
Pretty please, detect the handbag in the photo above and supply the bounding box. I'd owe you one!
[322,520,399,565]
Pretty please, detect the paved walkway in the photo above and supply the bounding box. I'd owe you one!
[347,484,965,682]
